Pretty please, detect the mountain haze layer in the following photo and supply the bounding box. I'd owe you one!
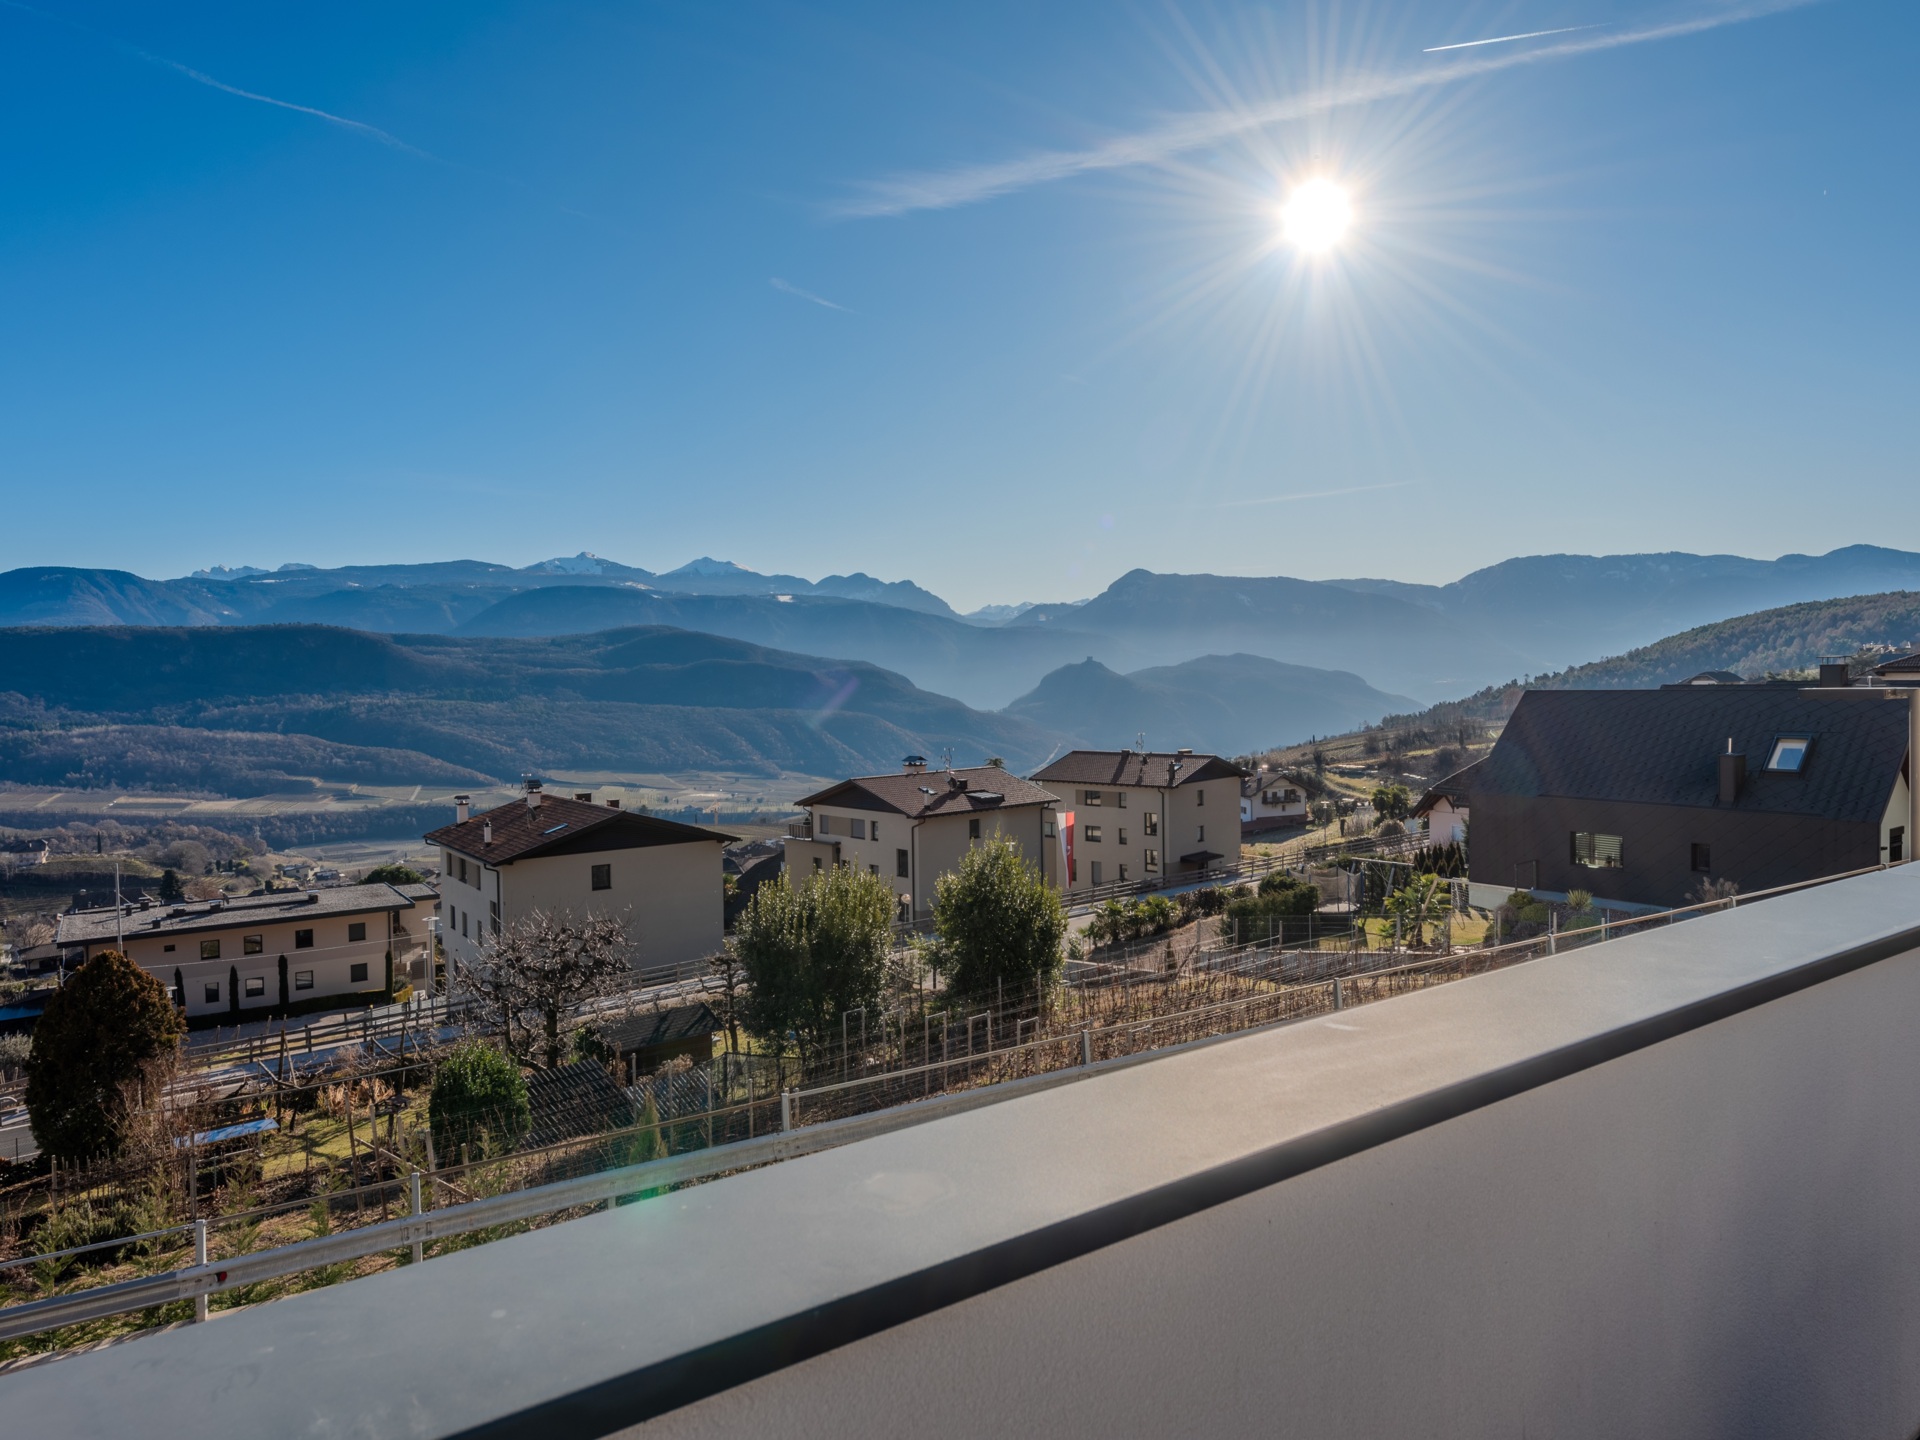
[1004,655,1415,758]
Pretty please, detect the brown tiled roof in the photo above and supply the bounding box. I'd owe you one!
[1031,750,1245,790]
[795,767,1058,818]
[426,794,733,864]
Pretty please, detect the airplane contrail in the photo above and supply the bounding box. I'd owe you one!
[1214,481,1414,508]
[837,0,1819,218]
[1423,24,1604,53]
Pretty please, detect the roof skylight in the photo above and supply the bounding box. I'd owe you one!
[1765,736,1812,773]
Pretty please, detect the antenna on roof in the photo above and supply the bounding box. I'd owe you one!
[1136,731,1147,755]
[941,747,953,772]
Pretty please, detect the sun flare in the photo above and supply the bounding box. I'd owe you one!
[1280,178,1352,253]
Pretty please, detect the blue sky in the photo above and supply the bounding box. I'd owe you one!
[1,0,1912,610]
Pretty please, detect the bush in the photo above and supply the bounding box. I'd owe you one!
[1409,842,1466,878]
[26,950,183,1163]
[1085,894,1179,948]
[933,837,1068,1000]
[363,864,424,886]
[1221,875,1320,943]
[429,1041,530,1161]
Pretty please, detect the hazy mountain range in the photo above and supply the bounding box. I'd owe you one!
[5,545,1916,709]
[2,547,1917,800]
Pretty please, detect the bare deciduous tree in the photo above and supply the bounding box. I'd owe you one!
[465,910,632,1069]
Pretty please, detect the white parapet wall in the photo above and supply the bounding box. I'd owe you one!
[10,866,1920,1440]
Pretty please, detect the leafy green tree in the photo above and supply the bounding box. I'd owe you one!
[1371,784,1413,821]
[26,951,184,1163]
[736,866,893,1065]
[932,837,1067,1001]
[364,864,425,886]
[428,1041,530,1160]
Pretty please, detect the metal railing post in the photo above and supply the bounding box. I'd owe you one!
[1081,1028,1093,1066]
[193,1220,209,1322]
[1332,976,1344,1011]
[780,1089,792,1133]
[409,1173,424,1264]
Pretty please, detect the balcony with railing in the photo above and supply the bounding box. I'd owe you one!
[9,863,1920,1438]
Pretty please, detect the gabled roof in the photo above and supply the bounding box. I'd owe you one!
[426,795,733,865]
[1414,758,1484,817]
[1031,750,1245,790]
[1874,651,1920,676]
[1474,688,1909,823]
[795,767,1058,818]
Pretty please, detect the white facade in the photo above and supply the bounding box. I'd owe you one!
[58,884,432,1020]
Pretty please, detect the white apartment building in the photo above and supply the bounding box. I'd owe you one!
[1030,749,1247,896]
[786,760,1060,920]
[55,882,436,1021]
[427,783,732,982]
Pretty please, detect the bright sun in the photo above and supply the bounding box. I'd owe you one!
[1280,178,1352,253]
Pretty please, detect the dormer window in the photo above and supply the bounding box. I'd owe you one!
[1765,736,1812,773]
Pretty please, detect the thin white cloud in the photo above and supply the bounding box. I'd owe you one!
[837,1,1821,218]
[1423,24,1605,54]
[1214,480,1415,508]
[0,0,431,157]
[770,277,853,312]
[141,54,433,157]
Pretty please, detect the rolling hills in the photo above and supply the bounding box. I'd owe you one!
[0,625,1058,786]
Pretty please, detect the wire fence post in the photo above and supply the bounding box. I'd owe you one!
[409,1173,424,1263]
[780,1089,792,1133]
[1333,976,1344,1011]
[193,1219,209,1322]
[1081,1028,1092,1066]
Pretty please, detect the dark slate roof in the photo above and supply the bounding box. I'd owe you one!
[1031,750,1246,790]
[1874,652,1920,676]
[594,1002,721,1054]
[795,767,1058,818]
[521,1061,639,1150]
[1414,758,1485,816]
[427,794,734,864]
[56,883,418,946]
[1475,688,1910,823]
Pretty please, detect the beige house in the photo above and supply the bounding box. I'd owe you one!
[55,882,435,1021]
[787,760,1060,920]
[1414,760,1481,845]
[427,783,732,983]
[1030,750,1246,896]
